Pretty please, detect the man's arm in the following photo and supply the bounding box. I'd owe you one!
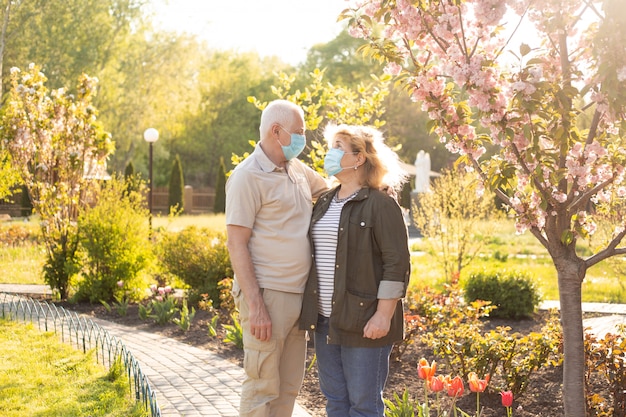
[226,224,272,341]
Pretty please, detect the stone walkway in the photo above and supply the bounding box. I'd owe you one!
[2,284,626,416]
[540,300,626,339]
[85,316,312,417]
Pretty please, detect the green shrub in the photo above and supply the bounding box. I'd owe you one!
[412,168,499,281]
[223,313,244,349]
[123,161,142,196]
[173,298,196,331]
[463,269,541,319]
[0,223,40,246]
[75,177,153,303]
[168,155,184,214]
[20,185,33,217]
[43,238,81,300]
[584,327,626,416]
[409,285,561,396]
[157,226,232,305]
[213,156,226,214]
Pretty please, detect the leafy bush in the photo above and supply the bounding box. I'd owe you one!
[173,298,196,331]
[168,155,184,214]
[223,313,244,349]
[157,226,232,305]
[74,177,152,303]
[213,156,226,213]
[584,326,626,416]
[43,239,81,300]
[0,223,40,246]
[404,285,561,396]
[412,168,498,281]
[463,269,541,319]
[20,185,33,217]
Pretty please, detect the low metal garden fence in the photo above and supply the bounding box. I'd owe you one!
[0,292,161,417]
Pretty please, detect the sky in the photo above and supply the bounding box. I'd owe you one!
[150,0,350,65]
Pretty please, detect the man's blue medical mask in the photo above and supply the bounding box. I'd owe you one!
[278,126,306,160]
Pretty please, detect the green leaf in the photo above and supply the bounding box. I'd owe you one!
[561,230,574,246]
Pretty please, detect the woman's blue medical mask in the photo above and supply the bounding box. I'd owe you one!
[278,126,306,160]
[324,148,358,177]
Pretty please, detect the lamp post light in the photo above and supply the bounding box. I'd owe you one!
[143,128,159,229]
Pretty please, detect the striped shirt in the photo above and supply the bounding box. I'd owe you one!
[311,193,358,317]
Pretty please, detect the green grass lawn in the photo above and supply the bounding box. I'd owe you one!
[152,212,226,232]
[0,244,45,284]
[0,319,146,417]
[409,217,626,303]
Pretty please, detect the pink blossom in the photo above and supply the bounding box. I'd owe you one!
[553,192,567,203]
[515,220,530,234]
[474,0,507,26]
[590,91,606,104]
[384,62,402,76]
[513,134,530,150]
[348,22,372,39]
[538,136,554,150]
[606,124,619,135]
[476,181,486,197]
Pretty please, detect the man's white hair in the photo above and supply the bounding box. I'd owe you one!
[259,100,304,139]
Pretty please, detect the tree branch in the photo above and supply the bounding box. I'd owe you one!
[495,3,530,60]
[585,227,626,268]
[567,178,613,214]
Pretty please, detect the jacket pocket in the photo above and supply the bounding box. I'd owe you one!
[335,290,377,334]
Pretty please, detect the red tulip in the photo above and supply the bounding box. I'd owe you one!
[417,358,436,380]
[501,390,513,407]
[468,372,490,393]
[445,375,464,397]
[429,375,445,392]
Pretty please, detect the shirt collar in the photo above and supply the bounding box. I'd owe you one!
[253,143,284,173]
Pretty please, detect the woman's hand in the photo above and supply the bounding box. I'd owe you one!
[363,298,398,339]
[363,311,392,339]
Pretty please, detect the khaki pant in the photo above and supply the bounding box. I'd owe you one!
[234,287,306,417]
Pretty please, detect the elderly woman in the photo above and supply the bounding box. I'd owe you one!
[300,124,411,417]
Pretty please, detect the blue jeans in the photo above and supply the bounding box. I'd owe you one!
[314,315,393,417]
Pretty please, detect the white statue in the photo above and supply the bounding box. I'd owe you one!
[413,150,431,193]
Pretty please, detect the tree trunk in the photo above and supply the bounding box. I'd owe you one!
[555,256,587,417]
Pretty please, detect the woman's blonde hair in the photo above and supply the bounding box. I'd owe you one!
[324,123,408,191]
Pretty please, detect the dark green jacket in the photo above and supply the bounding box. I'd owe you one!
[300,186,411,347]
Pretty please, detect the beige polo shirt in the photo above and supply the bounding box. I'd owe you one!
[226,145,328,293]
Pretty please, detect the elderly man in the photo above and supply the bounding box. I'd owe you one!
[226,99,328,417]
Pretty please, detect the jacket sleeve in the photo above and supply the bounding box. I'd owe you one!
[373,194,411,299]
